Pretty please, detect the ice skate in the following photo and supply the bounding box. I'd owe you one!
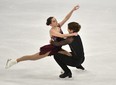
[5,59,17,69]
[76,65,85,70]
[59,72,72,78]
[60,69,64,74]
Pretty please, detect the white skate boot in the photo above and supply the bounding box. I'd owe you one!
[5,59,17,69]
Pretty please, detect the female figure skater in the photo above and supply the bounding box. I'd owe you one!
[5,5,79,69]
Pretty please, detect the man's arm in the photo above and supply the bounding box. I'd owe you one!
[51,37,74,46]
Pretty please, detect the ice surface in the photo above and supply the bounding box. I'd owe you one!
[0,0,116,85]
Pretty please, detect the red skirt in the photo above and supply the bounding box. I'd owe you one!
[39,44,62,56]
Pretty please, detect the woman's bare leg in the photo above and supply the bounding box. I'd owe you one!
[5,52,50,69]
[17,52,50,63]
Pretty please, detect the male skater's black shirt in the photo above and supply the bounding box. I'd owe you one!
[51,35,85,59]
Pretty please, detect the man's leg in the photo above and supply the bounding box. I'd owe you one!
[54,53,72,78]
[75,56,85,70]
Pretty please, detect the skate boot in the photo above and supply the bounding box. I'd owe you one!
[76,65,85,70]
[5,59,17,69]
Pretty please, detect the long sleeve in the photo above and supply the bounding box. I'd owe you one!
[51,37,74,46]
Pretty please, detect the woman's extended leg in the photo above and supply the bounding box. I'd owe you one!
[5,52,50,69]
[17,52,50,62]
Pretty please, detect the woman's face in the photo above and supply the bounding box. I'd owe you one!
[50,17,58,27]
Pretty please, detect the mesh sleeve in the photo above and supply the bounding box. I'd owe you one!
[51,37,74,46]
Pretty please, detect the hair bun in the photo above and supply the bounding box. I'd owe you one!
[46,17,53,26]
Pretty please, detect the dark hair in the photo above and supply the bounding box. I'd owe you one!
[46,17,53,25]
[68,22,81,32]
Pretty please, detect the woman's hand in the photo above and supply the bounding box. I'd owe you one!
[72,5,80,11]
[72,32,78,36]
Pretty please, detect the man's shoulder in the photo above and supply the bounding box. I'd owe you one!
[73,35,82,42]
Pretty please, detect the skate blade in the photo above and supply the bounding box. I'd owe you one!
[5,59,11,69]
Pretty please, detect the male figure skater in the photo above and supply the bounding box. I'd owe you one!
[51,22,85,78]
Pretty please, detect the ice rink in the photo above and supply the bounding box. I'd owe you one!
[0,0,116,85]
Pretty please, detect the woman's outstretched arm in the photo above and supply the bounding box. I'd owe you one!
[59,5,79,27]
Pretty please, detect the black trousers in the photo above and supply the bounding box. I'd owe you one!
[54,53,85,73]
